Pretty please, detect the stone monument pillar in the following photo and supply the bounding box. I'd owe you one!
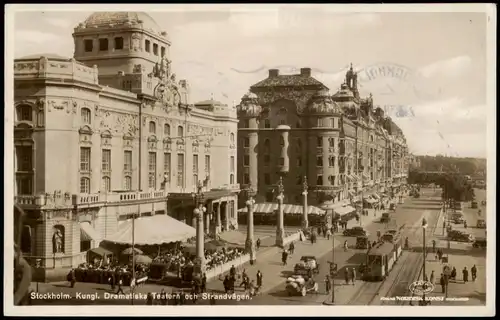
[245,189,257,264]
[302,176,309,229]
[275,177,286,247]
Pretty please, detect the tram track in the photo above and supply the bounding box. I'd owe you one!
[346,206,441,305]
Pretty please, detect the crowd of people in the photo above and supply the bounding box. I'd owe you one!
[69,261,149,287]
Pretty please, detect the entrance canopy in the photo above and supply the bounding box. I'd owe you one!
[104,214,196,245]
[334,205,356,216]
[238,203,324,215]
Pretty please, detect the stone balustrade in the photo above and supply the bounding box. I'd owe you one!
[14,190,168,208]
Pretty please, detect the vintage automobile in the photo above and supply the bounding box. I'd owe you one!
[285,275,319,296]
[450,213,465,224]
[471,201,478,209]
[343,226,368,237]
[380,212,391,223]
[448,231,474,242]
[472,238,486,249]
[355,236,369,249]
[294,256,320,276]
[476,219,486,229]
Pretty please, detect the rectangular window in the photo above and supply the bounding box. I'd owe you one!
[264,173,271,185]
[244,138,250,148]
[177,153,184,187]
[205,155,210,174]
[161,47,166,57]
[317,156,323,167]
[279,157,285,166]
[80,177,90,194]
[317,137,322,147]
[84,39,93,52]
[317,175,323,185]
[102,176,111,192]
[102,149,111,172]
[16,175,33,195]
[80,147,91,171]
[114,37,124,50]
[264,120,271,128]
[230,156,235,172]
[243,155,250,166]
[148,152,156,189]
[164,153,171,181]
[145,40,151,52]
[330,118,335,128]
[317,118,323,127]
[124,176,132,190]
[243,173,250,184]
[16,146,32,171]
[124,151,132,171]
[296,157,302,167]
[153,43,159,55]
[193,154,198,172]
[99,38,109,51]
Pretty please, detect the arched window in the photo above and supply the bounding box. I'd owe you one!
[102,176,111,192]
[17,105,32,122]
[80,177,90,193]
[177,125,184,137]
[230,133,235,144]
[81,108,91,124]
[149,121,156,134]
[164,123,171,136]
[230,174,235,184]
[124,176,132,190]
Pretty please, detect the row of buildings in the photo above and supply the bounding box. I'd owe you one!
[13,12,409,276]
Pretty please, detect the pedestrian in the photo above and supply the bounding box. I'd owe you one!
[116,277,125,294]
[256,238,261,250]
[289,242,295,255]
[439,274,445,293]
[223,275,230,293]
[343,240,348,252]
[146,292,154,305]
[230,265,236,278]
[282,250,288,266]
[451,267,457,281]
[462,267,469,283]
[344,268,350,285]
[317,226,322,236]
[326,228,332,240]
[201,272,207,293]
[432,240,436,253]
[256,270,263,290]
[464,221,467,229]
[351,268,357,285]
[325,274,331,294]
[240,269,248,287]
[110,272,116,290]
[471,265,477,281]
[430,270,435,284]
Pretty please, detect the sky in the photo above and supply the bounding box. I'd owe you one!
[9,5,493,158]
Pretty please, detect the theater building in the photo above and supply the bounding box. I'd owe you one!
[13,12,239,276]
[236,65,409,210]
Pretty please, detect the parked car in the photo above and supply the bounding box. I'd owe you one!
[380,212,391,223]
[294,256,320,276]
[451,213,465,224]
[449,232,473,242]
[476,219,486,229]
[343,226,368,237]
[472,238,487,248]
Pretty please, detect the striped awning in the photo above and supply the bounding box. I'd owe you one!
[238,203,325,215]
[80,222,101,242]
[334,205,356,216]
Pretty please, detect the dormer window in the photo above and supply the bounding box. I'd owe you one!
[145,40,151,52]
[84,39,93,52]
[99,38,109,51]
[114,37,124,50]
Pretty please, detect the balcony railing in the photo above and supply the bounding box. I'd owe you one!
[14,190,168,208]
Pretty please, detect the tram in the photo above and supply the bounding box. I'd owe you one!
[361,233,404,281]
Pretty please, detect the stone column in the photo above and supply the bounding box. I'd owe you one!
[205,210,210,234]
[275,177,286,247]
[194,205,206,273]
[302,176,309,229]
[216,202,222,234]
[224,201,230,231]
[245,194,256,264]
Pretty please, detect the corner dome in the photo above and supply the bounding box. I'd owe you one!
[237,92,262,118]
[78,12,166,38]
[307,89,341,116]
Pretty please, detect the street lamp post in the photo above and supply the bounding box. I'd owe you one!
[302,176,309,230]
[193,181,207,274]
[422,217,428,306]
[275,177,285,248]
[245,188,257,264]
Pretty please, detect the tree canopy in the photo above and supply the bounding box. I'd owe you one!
[408,169,474,202]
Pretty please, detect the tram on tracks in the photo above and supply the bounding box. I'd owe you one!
[361,232,404,281]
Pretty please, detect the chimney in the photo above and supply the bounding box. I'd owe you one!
[300,68,311,77]
[269,69,279,78]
